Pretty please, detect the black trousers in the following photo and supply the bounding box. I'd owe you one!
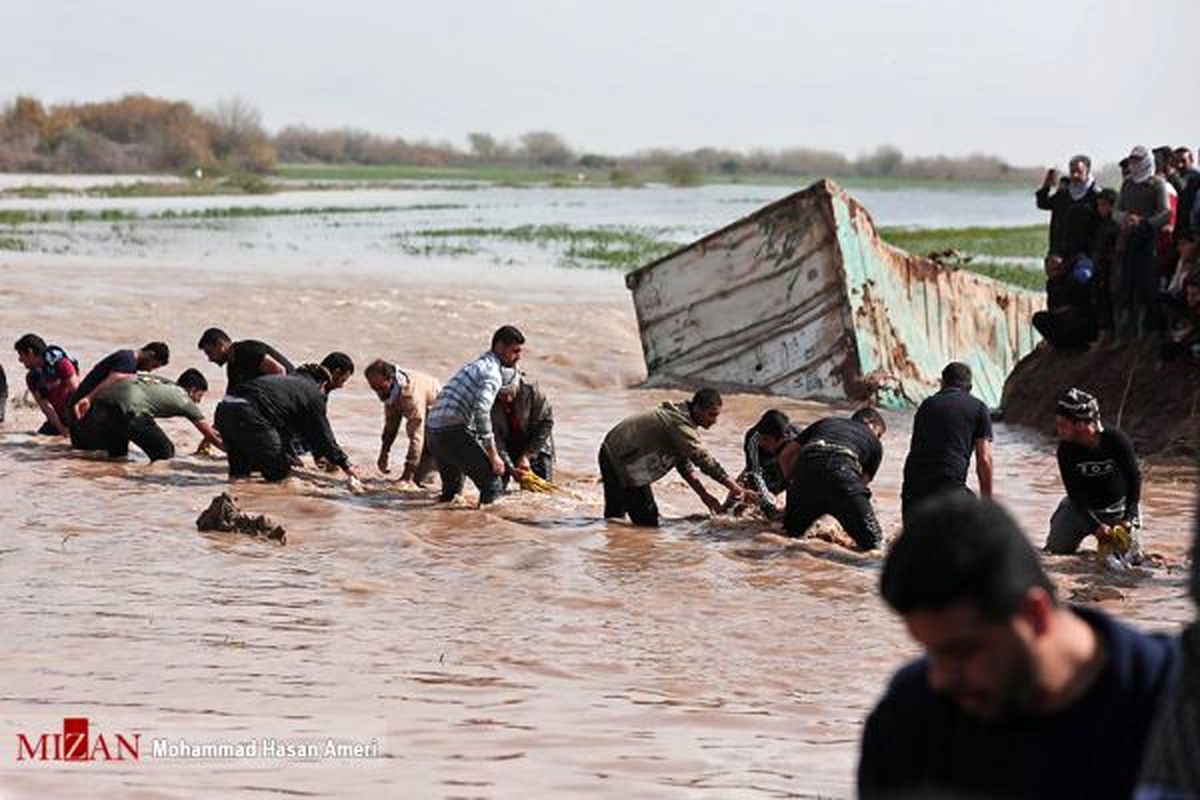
[599,447,659,527]
[784,455,882,550]
[900,481,974,528]
[426,425,502,504]
[70,404,176,460]
[214,400,290,481]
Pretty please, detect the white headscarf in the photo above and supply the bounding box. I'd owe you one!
[1128,145,1154,184]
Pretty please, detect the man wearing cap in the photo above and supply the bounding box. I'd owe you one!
[490,369,555,489]
[363,359,441,486]
[1046,388,1142,555]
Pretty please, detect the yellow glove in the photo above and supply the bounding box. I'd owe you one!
[519,472,558,493]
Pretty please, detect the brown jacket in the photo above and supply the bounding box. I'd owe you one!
[382,369,442,471]
[601,401,729,488]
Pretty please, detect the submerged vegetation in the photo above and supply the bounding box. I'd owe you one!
[394,224,680,269]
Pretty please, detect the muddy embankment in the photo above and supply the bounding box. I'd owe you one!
[1001,340,1200,462]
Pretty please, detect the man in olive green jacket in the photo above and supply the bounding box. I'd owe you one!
[599,388,753,527]
[364,359,441,485]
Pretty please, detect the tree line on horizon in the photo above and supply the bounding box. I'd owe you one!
[0,93,1043,184]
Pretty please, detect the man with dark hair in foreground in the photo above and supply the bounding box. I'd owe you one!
[777,407,886,550]
[859,493,1174,800]
[600,388,753,527]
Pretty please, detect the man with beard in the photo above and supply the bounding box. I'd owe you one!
[858,494,1174,800]
[426,325,525,505]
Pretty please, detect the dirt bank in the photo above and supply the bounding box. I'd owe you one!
[1001,340,1200,461]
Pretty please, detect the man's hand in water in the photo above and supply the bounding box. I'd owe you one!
[377,451,390,474]
[513,455,532,479]
[399,466,416,483]
[1093,523,1114,544]
[73,397,91,420]
[489,450,505,476]
[702,491,725,514]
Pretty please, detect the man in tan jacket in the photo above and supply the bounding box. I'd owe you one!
[599,388,754,527]
[364,359,441,485]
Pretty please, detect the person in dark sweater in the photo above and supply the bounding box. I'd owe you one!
[197,327,294,395]
[69,342,170,425]
[901,362,993,524]
[1035,155,1101,260]
[0,361,7,424]
[725,409,802,519]
[859,493,1175,800]
[213,370,359,486]
[489,369,555,489]
[1046,387,1142,555]
[778,407,886,550]
[1136,495,1200,798]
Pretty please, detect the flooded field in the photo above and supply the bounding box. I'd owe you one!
[0,183,1193,798]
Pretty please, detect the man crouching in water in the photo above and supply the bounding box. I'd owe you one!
[599,388,755,527]
[214,365,361,490]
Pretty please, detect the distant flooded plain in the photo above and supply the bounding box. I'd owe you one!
[0,180,1193,798]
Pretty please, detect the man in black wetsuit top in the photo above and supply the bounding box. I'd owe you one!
[779,407,886,550]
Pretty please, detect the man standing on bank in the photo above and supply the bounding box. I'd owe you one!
[900,362,993,525]
[425,325,525,505]
[778,407,887,550]
[1046,387,1142,556]
[859,494,1173,799]
[599,388,753,527]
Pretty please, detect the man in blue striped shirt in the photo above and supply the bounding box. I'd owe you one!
[427,325,525,504]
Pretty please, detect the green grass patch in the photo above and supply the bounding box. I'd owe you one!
[396,224,679,269]
[0,235,27,251]
[878,224,1046,259]
[954,261,1044,291]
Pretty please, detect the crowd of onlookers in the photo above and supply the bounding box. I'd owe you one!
[1031,144,1200,362]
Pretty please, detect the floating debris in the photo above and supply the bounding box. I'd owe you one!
[196,492,286,544]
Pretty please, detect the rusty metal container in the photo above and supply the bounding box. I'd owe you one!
[625,180,1042,408]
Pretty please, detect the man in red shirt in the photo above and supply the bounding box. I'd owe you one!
[13,333,79,436]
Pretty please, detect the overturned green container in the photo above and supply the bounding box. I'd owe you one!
[625,179,1043,408]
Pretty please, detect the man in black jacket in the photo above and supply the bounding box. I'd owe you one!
[779,407,886,550]
[1046,387,1141,556]
[1035,155,1101,261]
[213,370,360,486]
[490,369,554,489]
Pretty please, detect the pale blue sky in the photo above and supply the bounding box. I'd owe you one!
[7,0,1198,166]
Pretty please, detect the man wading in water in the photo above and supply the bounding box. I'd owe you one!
[1046,387,1142,560]
[425,325,525,505]
[900,362,993,526]
[777,407,887,550]
[599,388,753,527]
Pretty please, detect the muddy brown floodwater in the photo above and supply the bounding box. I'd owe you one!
[0,258,1195,799]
